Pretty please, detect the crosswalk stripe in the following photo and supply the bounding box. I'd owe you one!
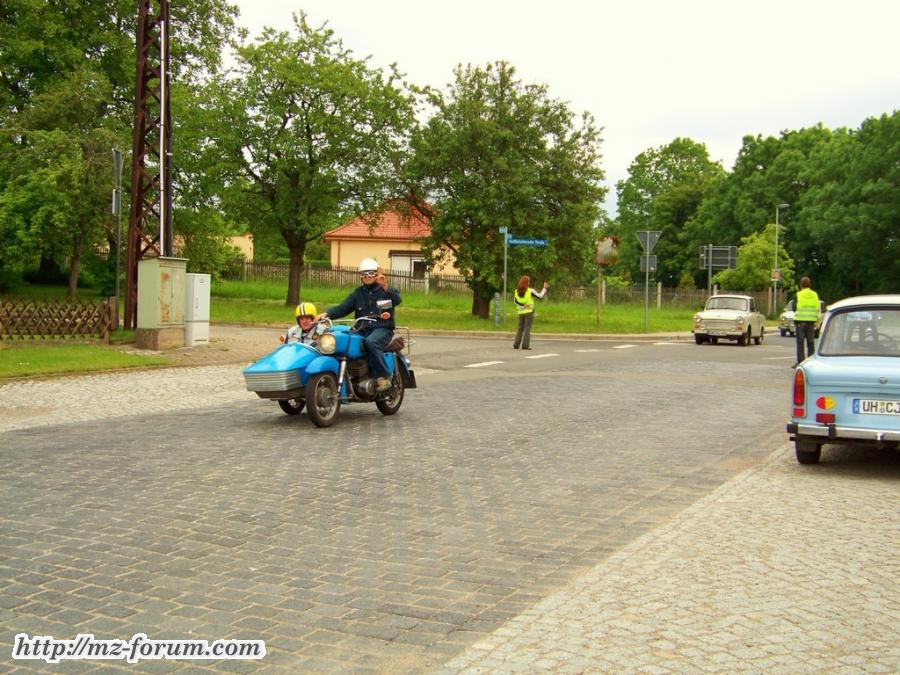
[464,361,504,368]
[525,353,559,359]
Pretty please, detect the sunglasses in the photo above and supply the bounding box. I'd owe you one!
[361,271,379,278]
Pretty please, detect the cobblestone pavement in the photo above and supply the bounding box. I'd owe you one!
[1,328,897,673]
[440,445,900,674]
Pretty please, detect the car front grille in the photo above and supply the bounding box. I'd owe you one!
[704,319,736,331]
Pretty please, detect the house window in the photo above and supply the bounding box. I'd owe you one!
[389,251,425,276]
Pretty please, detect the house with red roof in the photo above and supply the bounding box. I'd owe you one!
[323,207,458,277]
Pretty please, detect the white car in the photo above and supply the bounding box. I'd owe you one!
[692,294,766,346]
[779,299,825,337]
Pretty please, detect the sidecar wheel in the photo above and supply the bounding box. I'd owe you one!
[306,373,341,427]
[278,398,305,415]
[375,371,404,416]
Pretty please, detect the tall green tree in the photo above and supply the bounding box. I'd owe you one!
[684,126,836,263]
[614,138,723,287]
[797,112,899,299]
[407,61,605,317]
[713,223,794,295]
[0,0,238,289]
[0,67,118,296]
[201,13,415,305]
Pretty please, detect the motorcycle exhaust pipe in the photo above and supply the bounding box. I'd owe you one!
[357,378,377,396]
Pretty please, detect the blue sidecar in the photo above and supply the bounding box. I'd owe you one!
[243,322,416,427]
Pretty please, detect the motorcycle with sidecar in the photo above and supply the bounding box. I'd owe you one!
[242,315,416,427]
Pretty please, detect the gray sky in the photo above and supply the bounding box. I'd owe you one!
[229,0,900,215]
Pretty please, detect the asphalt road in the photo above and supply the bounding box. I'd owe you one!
[0,332,826,673]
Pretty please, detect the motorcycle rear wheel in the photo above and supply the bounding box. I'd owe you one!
[306,372,341,427]
[375,371,404,416]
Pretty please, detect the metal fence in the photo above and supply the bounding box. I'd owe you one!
[222,261,779,311]
[224,261,470,293]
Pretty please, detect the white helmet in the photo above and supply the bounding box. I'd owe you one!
[358,257,379,273]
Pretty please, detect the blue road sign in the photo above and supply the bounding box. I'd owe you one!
[508,238,548,246]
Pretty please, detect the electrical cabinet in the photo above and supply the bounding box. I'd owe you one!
[136,257,187,349]
[185,273,211,345]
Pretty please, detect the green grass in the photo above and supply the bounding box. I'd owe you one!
[0,342,170,379]
[0,280,698,380]
[210,280,696,333]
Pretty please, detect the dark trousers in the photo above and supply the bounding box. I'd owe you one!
[513,312,534,349]
[795,321,816,363]
[362,327,393,378]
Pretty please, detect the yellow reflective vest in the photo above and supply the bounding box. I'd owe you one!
[514,288,534,315]
[794,287,820,322]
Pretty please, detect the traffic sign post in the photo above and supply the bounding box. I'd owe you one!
[636,232,662,332]
[699,244,738,295]
[499,227,508,322]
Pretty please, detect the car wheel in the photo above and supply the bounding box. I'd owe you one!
[795,440,822,465]
[278,398,305,415]
[306,372,341,427]
[737,330,748,346]
[754,327,764,345]
[694,334,705,345]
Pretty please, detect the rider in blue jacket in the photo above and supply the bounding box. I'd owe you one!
[317,258,401,392]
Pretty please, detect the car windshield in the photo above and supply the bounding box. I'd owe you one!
[818,307,900,356]
[705,297,748,311]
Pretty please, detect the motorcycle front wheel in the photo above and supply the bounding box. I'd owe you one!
[375,371,404,416]
[306,372,341,427]
[278,398,305,415]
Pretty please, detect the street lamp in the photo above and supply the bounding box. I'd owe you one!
[774,202,790,315]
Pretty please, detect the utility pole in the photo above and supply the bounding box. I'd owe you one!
[124,0,172,329]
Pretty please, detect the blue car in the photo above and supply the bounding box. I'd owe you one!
[787,295,900,464]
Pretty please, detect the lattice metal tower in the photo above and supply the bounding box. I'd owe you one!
[124,0,173,329]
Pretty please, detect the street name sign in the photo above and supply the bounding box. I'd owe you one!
[508,238,548,246]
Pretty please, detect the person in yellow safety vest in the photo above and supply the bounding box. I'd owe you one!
[793,276,821,367]
[513,275,549,350]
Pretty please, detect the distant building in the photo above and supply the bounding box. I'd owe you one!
[227,234,253,261]
[324,207,457,276]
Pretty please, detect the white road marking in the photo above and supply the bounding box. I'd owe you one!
[525,353,559,359]
[464,360,504,368]
[613,344,636,349]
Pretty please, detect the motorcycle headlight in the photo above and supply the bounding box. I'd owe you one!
[318,333,336,354]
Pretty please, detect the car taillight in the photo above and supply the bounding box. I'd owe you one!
[816,413,836,424]
[792,369,805,417]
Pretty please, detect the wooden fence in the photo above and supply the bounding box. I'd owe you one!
[0,297,118,343]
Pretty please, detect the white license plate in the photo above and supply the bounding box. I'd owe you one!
[709,330,727,336]
[853,399,900,415]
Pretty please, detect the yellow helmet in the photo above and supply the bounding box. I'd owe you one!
[294,302,317,318]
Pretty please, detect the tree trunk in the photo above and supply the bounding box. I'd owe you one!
[470,279,492,319]
[68,239,82,300]
[38,256,63,282]
[285,243,306,307]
